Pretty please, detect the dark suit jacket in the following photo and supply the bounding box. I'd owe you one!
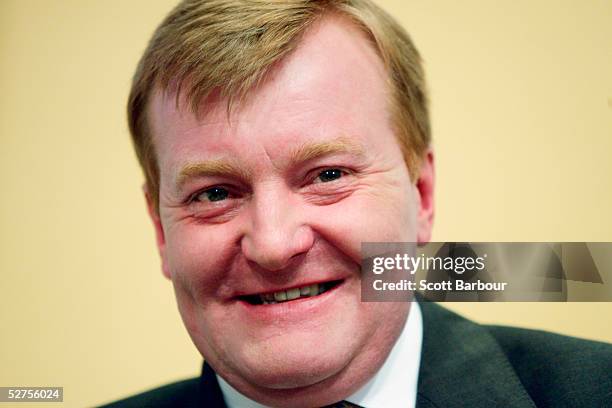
[100,301,612,407]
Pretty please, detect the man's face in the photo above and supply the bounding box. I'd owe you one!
[147,16,434,407]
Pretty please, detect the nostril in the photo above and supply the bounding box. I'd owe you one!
[243,249,302,272]
[240,224,315,272]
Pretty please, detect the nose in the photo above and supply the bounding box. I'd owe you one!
[241,184,314,271]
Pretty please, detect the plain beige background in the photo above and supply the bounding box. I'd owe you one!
[1,1,611,407]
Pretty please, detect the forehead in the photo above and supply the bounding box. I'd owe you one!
[147,15,393,170]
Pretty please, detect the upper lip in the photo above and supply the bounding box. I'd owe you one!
[233,278,345,298]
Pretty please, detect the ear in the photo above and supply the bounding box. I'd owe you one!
[415,149,435,244]
[144,184,172,280]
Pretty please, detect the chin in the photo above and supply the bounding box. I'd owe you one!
[232,333,357,389]
[218,352,367,408]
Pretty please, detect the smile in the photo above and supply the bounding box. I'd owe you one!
[241,280,344,305]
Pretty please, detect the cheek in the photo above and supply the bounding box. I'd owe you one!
[164,223,235,295]
[165,225,238,347]
[309,187,418,262]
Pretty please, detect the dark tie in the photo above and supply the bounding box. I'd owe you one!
[321,401,364,408]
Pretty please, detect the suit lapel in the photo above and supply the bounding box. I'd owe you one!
[416,301,536,408]
[199,361,228,407]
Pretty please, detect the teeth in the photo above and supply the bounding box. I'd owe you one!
[259,282,328,304]
[286,288,300,300]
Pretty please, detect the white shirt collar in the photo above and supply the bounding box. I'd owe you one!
[217,301,423,408]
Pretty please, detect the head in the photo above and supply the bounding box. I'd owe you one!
[129,0,434,406]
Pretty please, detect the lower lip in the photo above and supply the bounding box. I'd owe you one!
[236,280,346,321]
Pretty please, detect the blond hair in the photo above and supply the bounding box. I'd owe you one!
[128,0,430,211]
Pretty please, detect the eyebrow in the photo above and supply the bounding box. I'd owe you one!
[175,138,367,191]
[176,160,250,191]
[290,138,366,164]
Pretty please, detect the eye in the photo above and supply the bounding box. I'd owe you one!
[315,168,344,183]
[194,187,229,202]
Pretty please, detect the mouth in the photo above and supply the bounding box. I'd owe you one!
[239,280,344,305]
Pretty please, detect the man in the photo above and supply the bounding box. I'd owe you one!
[104,1,611,407]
